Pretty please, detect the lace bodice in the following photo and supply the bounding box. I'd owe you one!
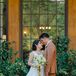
[30,51,45,66]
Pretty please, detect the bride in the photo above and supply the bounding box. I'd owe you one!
[26,40,46,76]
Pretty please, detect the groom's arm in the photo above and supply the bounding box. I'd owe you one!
[45,44,55,76]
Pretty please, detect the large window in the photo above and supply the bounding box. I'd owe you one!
[22,0,66,51]
[0,0,6,42]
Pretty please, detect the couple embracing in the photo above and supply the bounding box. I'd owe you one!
[26,33,56,76]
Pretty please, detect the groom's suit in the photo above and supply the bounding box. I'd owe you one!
[45,40,56,76]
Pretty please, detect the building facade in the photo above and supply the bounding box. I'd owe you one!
[0,0,76,56]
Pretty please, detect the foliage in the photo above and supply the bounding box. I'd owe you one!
[56,36,76,76]
[67,50,76,76]
[0,41,11,76]
[22,34,31,51]
[8,58,28,76]
[0,73,4,76]
[0,36,76,76]
[56,36,69,76]
[0,41,29,76]
[23,50,31,72]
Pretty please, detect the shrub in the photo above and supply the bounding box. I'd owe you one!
[56,36,69,76]
[0,41,29,76]
[68,50,76,76]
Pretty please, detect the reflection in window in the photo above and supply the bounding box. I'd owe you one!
[22,0,65,51]
[0,0,6,42]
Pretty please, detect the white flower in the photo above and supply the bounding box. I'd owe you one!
[34,55,46,66]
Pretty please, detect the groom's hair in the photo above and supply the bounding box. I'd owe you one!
[39,33,49,39]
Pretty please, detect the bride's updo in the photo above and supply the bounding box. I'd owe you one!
[32,40,39,50]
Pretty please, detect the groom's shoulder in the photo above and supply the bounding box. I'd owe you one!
[49,40,55,46]
[48,41,56,49]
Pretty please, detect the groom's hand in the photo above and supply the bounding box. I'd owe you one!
[45,64,50,76]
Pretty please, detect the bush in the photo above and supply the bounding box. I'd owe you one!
[0,41,29,76]
[8,58,28,76]
[68,50,76,76]
[0,73,4,76]
[56,36,69,76]
[56,36,76,76]
[23,50,31,71]
[0,37,76,76]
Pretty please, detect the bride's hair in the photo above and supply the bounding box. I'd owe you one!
[32,40,39,50]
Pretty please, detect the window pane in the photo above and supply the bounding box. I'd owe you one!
[57,0,65,1]
[23,26,30,38]
[31,1,40,14]
[31,15,40,26]
[40,0,48,1]
[31,0,40,1]
[30,26,57,39]
[0,0,6,40]
[22,38,31,50]
[48,0,65,1]
[23,15,30,26]
[57,15,65,25]
[49,27,57,39]
[40,15,47,25]
[58,24,65,27]
[48,15,56,26]
[40,2,48,14]
[58,27,65,36]
[23,2,31,14]
[57,1,65,14]
[0,27,2,38]
[30,27,39,38]
[48,2,56,14]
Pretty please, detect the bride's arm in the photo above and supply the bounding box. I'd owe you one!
[42,50,46,57]
[28,52,34,67]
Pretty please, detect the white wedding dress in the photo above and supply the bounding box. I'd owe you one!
[26,51,45,76]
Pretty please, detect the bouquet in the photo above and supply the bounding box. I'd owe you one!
[34,55,46,76]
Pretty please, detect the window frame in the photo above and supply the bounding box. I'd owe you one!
[20,0,68,57]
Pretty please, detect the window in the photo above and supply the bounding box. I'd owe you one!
[0,0,6,42]
[22,0,65,51]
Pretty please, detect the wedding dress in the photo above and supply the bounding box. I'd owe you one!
[26,51,45,76]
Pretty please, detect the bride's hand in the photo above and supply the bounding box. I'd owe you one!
[31,64,38,68]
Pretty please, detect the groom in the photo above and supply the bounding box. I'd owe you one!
[39,33,56,76]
